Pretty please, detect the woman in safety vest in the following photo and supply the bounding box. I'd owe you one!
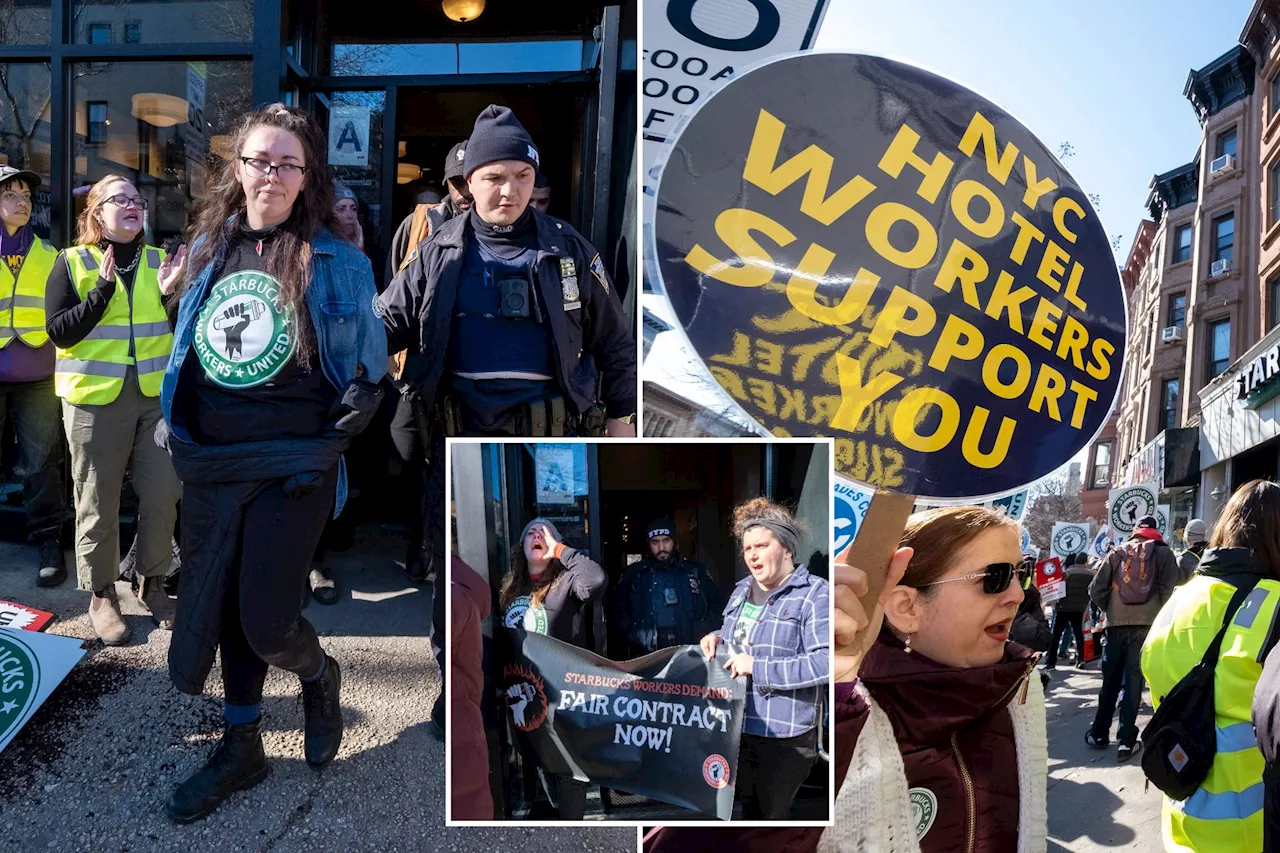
[0,165,67,587]
[156,103,385,824]
[45,175,183,645]
[1145,479,1280,852]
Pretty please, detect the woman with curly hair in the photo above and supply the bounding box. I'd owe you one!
[698,497,830,820]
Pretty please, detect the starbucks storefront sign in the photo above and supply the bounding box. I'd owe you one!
[1236,341,1280,407]
[0,628,85,754]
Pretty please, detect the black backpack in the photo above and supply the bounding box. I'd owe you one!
[1140,578,1258,800]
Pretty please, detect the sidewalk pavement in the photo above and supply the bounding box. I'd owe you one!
[1044,658,1164,852]
[0,530,638,852]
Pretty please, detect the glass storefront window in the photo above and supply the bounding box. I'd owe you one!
[73,0,253,44]
[0,62,52,237]
[0,0,51,45]
[328,39,591,77]
[321,90,385,263]
[529,443,591,551]
[72,60,251,245]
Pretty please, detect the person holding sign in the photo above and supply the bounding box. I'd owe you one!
[157,104,386,823]
[1143,482,1280,851]
[45,175,183,644]
[1087,515,1177,760]
[698,498,828,821]
[647,505,1045,851]
[498,517,607,819]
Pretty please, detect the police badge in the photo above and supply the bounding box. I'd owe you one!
[559,257,580,304]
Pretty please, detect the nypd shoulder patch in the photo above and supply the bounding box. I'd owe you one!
[590,254,609,293]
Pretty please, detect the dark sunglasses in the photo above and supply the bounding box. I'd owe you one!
[917,560,1033,595]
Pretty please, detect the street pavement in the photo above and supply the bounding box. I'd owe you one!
[1045,656,1163,852]
[0,530,638,853]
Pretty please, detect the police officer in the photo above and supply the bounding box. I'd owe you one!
[385,140,471,282]
[377,104,637,438]
[611,518,723,658]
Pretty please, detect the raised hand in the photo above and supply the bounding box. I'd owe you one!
[101,244,115,282]
[158,243,187,296]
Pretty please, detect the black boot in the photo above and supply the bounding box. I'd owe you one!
[36,539,66,587]
[301,655,342,769]
[166,717,268,824]
[429,689,445,742]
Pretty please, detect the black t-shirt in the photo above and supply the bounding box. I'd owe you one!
[501,546,607,648]
[182,224,336,445]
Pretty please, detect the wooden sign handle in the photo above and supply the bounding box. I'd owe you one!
[835,490,917,681]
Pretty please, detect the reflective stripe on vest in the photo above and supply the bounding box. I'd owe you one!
[1141,574,1280,852]
[54,244,172,405]
[0,239,56,349]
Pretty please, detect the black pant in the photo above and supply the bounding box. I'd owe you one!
[1048,610,1085,667]
[1091,624,1149,746]
[426,428,446,675]
[193,471,334,706]
[550,774,589,819]
[735,728,819,820]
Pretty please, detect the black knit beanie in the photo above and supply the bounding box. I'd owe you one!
[462,105,540,178]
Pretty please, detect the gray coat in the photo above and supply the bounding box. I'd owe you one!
[1088,536,1178,628]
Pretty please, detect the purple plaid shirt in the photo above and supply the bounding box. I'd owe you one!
[717,564,829,738]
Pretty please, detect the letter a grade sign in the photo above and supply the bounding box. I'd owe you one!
[328,105,370,168]
[652,52,1127,500]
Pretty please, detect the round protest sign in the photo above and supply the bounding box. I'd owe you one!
[653,52,1126,500]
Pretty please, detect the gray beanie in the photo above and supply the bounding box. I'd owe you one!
[741,516,800,560]
[520,517,562,545]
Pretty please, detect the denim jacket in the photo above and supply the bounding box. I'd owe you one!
[160,227,387,513]
[718,564,829,738]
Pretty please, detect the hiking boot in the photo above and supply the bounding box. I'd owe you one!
[308,564,338,606]
[88,585,130,646]
[137,575,176,630]
[1118,741,1142,762]
[36,539,66,587]
[301,655,342,769]
[166,717,268,824]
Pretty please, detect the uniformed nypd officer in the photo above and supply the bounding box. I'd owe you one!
[377,104,637,438]
[610,518,723,658]
[376,104,636,738]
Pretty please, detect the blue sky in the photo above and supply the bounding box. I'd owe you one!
[815,0,1258,261]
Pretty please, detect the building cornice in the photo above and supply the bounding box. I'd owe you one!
[1146,160,1201,222]
[1184,44,1257,124]
[1242,0,1280,64]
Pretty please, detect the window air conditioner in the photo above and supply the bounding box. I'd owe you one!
[1212,258,1233,277]
[1211,154,1236,174]
[1162,326,1183,343]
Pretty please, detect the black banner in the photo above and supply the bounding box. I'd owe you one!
[501,629,746,819]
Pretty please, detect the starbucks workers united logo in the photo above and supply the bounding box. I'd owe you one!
[0,632,40,745]
[194,271,294,388]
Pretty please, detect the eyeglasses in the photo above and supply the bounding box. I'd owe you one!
[238,157,308,180]
[916,561,1032,595]
[1,191,32,206]
[105,194,147,210]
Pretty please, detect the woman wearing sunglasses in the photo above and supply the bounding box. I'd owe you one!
[645,504,1045,853]
[156,104,385,823]
[45,176,183,644]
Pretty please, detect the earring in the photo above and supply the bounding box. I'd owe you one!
[904,634,913,654]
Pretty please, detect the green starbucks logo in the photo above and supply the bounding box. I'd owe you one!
[0,633,40,746]
[194,271,294,389]
[1110,487,1156,532]
[505,596,548,635]
[908,787,937,839]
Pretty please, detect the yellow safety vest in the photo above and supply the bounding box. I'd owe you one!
[54,244,172,405]
[0,238,56,349]
[1142,573,1280,852]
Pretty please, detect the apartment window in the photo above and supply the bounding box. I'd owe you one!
[124,21,141,44]
[1273,162,1280,226]
[1216,127,1238,159]
[1090,441,1113,490]
[1207,317,1232,380]
[87,22,110,44]
[1273,73,1280,117]
[1167,292,1186,329]
[86,101,108,144]
[1173,223,1192,264]
[1272,275,1280,330]
[1212,213,1234,264]
[1161,377,1180,431]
